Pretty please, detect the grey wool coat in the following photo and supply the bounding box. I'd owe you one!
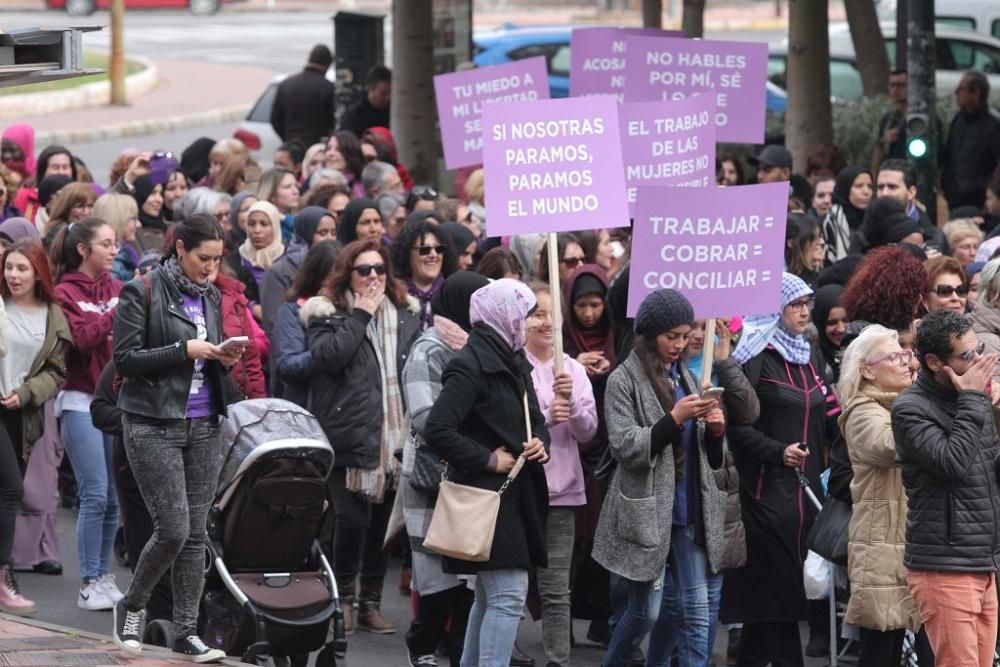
[592,353,728,582]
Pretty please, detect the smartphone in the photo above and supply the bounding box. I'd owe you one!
[219,336,250,350]
[148,151,178,186]
[701,387,725,402]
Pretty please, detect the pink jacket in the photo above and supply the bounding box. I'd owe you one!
[526,351,598,507]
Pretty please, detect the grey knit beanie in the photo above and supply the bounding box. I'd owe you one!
[634,289,695,337]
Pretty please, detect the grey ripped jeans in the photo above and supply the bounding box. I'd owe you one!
[122,414,223,637]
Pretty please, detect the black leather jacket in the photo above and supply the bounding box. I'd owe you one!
[891,371,1000,572]
[112,266,229,420]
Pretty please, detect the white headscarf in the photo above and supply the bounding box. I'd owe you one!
[733,272,815,365]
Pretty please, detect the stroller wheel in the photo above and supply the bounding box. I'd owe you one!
[113,526,128,567]
[316,646,338,667]
[142,619,174,647]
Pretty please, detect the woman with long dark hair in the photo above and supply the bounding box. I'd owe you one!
[0,240,71,609]
[111,214,243,662]
[593,289,727,667]
[325,132,366,198]
[304,239,420,635]
[51,217,123,612]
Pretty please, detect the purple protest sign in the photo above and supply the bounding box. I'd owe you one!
[569,26,683,101]
[434,57,550,170]
[620,95,717,216]
[623,35,768,144]
[482,95,629,237]
[627,183,788,319]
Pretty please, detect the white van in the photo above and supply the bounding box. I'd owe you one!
[877,0,1000,40]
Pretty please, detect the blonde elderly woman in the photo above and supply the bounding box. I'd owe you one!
[944,218,983,265]
[838,324,926,666]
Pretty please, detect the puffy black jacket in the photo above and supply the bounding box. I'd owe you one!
[305,295,420,469]
[113,267,230,420]
[891,371,1000,572]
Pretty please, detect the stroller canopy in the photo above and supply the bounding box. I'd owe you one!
[217,398,334,502]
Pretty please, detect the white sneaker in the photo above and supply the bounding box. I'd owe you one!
[96,574,124,603]
[78,580,114,611]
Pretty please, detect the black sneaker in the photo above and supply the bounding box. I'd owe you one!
[172,635,226,663]
[409,653,438,667]
[112,599,144,656]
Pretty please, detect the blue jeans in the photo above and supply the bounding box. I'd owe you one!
[461,568,529,667]
[61,409,118,582]
[604,571,665,667]
[647,524,724,667]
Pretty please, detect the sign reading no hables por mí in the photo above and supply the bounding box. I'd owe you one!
[627,182,789,319]
[434,57,551,170]
[623,36,768,144]
[620,94,717,217]
[482,95,629,237]
[569,26,683,101]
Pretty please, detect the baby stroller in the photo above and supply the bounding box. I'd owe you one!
[200,398,345,666]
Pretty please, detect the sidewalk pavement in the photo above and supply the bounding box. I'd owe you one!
[27,58,275,145]
[0,613,250,666]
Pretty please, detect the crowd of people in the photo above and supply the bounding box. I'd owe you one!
[0,43,997,667]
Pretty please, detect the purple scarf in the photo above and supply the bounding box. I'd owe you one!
[406,275,444,330]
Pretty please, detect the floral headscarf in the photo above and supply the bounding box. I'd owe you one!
[469,278,537,351]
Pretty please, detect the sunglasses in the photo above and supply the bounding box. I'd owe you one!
[934,284,970,298]
[414,244,446,256]
[353,263,387,277]
[411,185,438,200]
[953,340,987,363]
[561,256,585,268]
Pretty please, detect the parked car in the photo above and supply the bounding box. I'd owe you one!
[877,0,1000,40]
[47,0,238,15]
[472,24,788,112]
[234,76,282,165]
[769,24,1000,101]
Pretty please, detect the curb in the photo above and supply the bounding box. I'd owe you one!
[0,54,158,121]
[0,612,252,665]
[35,102,251,145]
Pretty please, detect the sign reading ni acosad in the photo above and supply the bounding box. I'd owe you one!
[623,36,768,144]
[482,95,629,237]
[434,57,550,169]
[620,94,717,216]
[627,182,788,319]
[569,26,683,101]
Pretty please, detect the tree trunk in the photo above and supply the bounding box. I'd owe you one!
[109,0,125,105]
[844,0,890,96]
[642,0,662,28]
[785,0,832,171]
[391,0,438,186]
[681,0,705,38]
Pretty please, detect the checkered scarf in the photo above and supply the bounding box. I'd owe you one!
[345,295,403,503]
[733,272,814,365]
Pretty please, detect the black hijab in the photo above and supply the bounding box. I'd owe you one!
[336,198,379,245]
[133,175,166,231]
[812,284,846,378]
[180,137,215,184]
[833,166,871,231]
[431,271,489,332]
[439,220,476,253]
[294,206,333,247]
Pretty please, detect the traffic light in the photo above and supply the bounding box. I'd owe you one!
[906,113,930,159]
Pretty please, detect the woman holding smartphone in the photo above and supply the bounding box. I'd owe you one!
[110,214,243,663]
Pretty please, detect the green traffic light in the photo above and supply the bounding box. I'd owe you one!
[908,138,928,158]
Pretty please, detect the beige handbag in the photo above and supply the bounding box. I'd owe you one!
[422,393,531,562]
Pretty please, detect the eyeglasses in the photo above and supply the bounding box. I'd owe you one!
[869,350,914,367]
[93,240,119,250]
[215,210,231,221]
[953,340,987,363]
[353,263,387,277]
[414,244,446,256]
[561,256,585,268]
[934,284,970,298]
[787,298,815,312]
